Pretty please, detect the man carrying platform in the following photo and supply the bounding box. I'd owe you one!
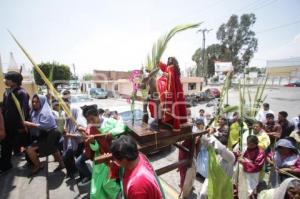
[110,135,165,199]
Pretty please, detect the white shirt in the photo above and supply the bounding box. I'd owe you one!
[195,115,208,126]
[201,135,235,177]
[291,116,300,131]
[255,109,274,123]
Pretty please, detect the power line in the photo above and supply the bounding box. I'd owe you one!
[204,0,278,34]
[235,0,271,13]
[153,0,225,31]
[250,0,277,11]
[257,19,300,34]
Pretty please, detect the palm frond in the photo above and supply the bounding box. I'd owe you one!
[221,105,239,114]
[48,66,54,103]
[11,93,25,122]
[219,72,231,112]
[146,23,202,71]
[253,76,268,117]
[247,87,252,116]
[262,95,267,103]
[7,31,85,136]
[258,76,268,102]
[243,115,256,126]
[49,66,54,83]
[238,80,243,116]
[251,81,261,117]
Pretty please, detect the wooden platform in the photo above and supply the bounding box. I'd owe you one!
[127,121,193,144]
[95,122,208,176]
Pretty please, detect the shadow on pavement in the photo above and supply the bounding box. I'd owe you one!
[147,145,176,162]
[47,170,65,190]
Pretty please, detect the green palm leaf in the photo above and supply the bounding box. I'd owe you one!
[7,31,84,135]
[146,22,202,71]
[11,93,25,122]
[49,66,54,83]
[221,105,239,114]
[252,76,268,117]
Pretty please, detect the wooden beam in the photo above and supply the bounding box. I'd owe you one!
[137,129,209,153]
[94,129,209,163]
[95,153,112,164]
[155,159,190,176]
[173,143,189,153]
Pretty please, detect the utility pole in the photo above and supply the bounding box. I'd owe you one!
[72,63,77,80]
[197,28,212,85]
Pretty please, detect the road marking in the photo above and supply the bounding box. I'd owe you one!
[159,177,179,199]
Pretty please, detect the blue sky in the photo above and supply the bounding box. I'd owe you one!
[0,0,299,75]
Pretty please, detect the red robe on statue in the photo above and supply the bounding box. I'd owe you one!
[155,62,187,131]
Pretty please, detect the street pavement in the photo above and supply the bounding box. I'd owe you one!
[0,86,299,199]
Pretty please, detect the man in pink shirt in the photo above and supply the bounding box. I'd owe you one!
[110,135,164,199]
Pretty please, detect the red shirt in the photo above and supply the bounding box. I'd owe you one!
[84,126,112,159]
[123,153,163,199]
[242,147,265,173]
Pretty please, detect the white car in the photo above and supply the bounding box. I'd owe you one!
[68,94,96,126]
[118,108,144,123]
[69,94,95,108]
[69,96,144,126]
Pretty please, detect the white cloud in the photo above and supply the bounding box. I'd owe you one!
[250,33,300,67]
[63,28,161,74]
[264,33,300,60]
[64,27,201,75]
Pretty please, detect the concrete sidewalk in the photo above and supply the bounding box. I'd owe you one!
[0,155,88,199]
[0,154,187,199]
[0,156,48,199]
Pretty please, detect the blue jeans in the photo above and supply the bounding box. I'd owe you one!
[75,153,91,179]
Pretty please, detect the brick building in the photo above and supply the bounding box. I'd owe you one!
[86,69,202,97]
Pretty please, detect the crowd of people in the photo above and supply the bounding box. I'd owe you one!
[0,71,164,199]
[190,105,300,199]
[0,60,300,199]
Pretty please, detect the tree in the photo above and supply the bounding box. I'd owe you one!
[216,13,258,72]
[244,66,261,74]
[185,66,197,77]
[192,48,203,76]
[205,44,225,77]
[33,62,71,88]
[192,44,227,77]
[83,73,93,81]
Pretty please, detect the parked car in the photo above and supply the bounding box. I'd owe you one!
[63,94,95,127]
[194,91,214,102]
[205,88,220,98]
[89,88,108,99]
[70,94,93,103]
[284,81,300,87]
[119,109,144,123]
[185,94,198,107]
